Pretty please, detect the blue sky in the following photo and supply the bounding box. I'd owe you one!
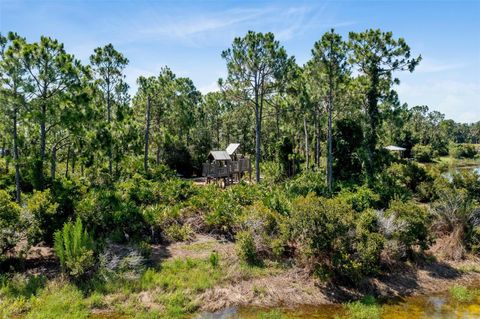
[1,0,479,123]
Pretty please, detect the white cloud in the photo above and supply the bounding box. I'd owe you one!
[416,58,465,73]
[397,79,480,123]
[199,80,221,94]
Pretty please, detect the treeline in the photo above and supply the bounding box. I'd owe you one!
[0,29,479,201]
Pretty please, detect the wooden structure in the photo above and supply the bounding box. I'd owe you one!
[202,143,252,186]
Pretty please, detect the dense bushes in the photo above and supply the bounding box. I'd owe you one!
[449,143,477,159]
[285,195,383,282]
[375,162,433,203]
[412,144,435,162]
[25,190,60,245]
[0,190,21,258]
[431,187,480,259]
[383,200,432,259]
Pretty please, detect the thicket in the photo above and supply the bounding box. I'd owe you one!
[0,28,479,295]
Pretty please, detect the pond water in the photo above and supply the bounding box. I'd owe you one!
[195,291,480,319]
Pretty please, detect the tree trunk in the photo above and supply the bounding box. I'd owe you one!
[275,106,281,141]
[1,139,5,173]
[327,98,333,193]
[304,116,309,171]
[65,144,70,178]
[314,105,320,169]
[51,145,56,181]
[254,81,263,183]
[144,95,151,174]
[39,102,46,189]
[366,68,380,184]
[13,107,21,202]
[72,151,76,174]
[107,88,113,175]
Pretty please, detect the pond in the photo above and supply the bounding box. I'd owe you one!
[195,291,480,319]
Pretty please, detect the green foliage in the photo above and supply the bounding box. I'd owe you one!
[338,185,380,212]
[385,200,432,258]
[412,144,435,162]
[209,251,219,268]
[333,118,364,183]
[344,295,381,319]
[431,187,480,258]
[257,309,287,319]
[451,169,480,202]
[286,195,383,282]
[236,230,259,265]
[449,143,477,159]
[0,189,21,257]
[449,285,477,303]
[76,185,148,242]
[25,189,60,244]
[162,138,193,177]
[285,171,327,197]
[54,218,95,279]
[164,223,193,242]
[236,202,284,261]
[0,274,46,299]
[375,162,432,204]
[26,282,89,319]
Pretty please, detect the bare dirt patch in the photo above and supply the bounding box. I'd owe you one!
[197,256,480,312]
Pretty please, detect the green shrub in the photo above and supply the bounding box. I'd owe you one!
[286,195,383,282]
[164,223,193,242]
[412,144,435,162]
[54,218,96,279]
[209,251,219,268]
[205,190,243,235]
[261,161,286,184]
[338,185,380,212]
[354,210,385,275]
[235,202,284,260]
[0,190,21,258]
[236,230,258,265]
[285,171,327,197]
[431,187,480,259]
[345,295,381,319]
[450,143,477,159]
[451,170,480,202]
[25,189,60,244]
[385,200,432,258]
[76,186,148,242]
[0,274,46,299]
[375,162,432,204]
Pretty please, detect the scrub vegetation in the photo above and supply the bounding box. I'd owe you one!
[0,27,479,318]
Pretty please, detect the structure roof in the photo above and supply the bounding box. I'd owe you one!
[384,145,406,151]
[209,150,232,161]
[226,143,240,155]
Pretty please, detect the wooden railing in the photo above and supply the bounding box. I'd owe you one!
[202,158,251,180]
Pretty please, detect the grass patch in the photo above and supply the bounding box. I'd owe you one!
[257,309,287,318]
[26,280,90,319]
[344,295,381,319]
[449,285,477,303]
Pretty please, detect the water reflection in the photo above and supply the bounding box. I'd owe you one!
[195,292,480,319]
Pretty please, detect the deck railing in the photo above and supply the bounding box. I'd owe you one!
[202,158,251,180]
